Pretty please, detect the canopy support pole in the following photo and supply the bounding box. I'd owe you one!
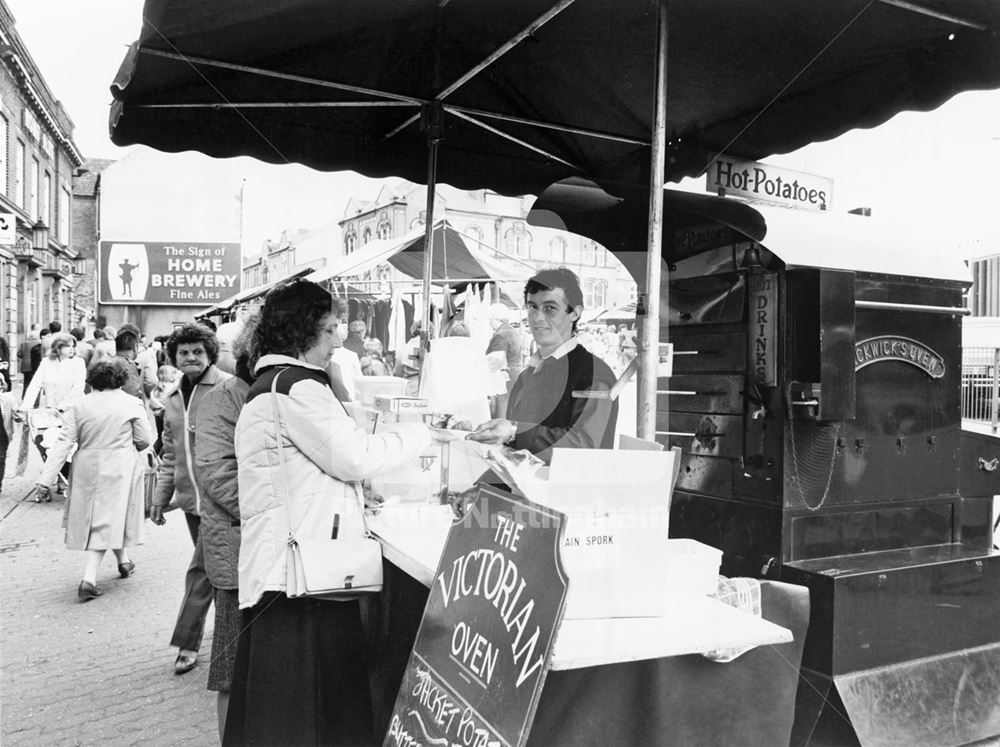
[420,104,444,359]
[638,0,669,442]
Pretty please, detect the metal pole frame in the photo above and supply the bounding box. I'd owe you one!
[637,0,668,442]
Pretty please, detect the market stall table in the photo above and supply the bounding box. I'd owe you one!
[368,503,809,746]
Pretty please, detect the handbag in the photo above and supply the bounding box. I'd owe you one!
[270,369,383,599]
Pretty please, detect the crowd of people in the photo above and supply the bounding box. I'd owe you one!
[10,266,627,745]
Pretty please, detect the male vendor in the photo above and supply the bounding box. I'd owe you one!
[469,267,618,463]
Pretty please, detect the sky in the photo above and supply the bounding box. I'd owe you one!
[4,0,384,255]
[6,0,1000,260]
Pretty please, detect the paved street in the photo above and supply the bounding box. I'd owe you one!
[0,435,217,746]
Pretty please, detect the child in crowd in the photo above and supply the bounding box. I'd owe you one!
[150,365,182,452]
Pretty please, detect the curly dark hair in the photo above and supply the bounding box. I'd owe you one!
[252,280,332,364]
[87,357,132,391]
[166,323,219,365]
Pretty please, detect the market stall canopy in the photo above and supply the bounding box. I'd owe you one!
[529,180,973,283]
[110,0,1000,198]
[196,267,313,317]
[303,221,532,285]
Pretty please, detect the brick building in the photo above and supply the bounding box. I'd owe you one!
[0,2,85,351]
[71,158,113,331]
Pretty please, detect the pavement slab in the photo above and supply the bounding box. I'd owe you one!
[1,437,217,747]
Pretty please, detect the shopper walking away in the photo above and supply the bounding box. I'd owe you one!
[34,358,152,600]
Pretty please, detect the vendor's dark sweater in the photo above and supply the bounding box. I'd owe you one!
[507,343,618,464]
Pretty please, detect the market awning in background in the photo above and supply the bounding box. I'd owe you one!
[304,221,532,286]
[196,267,313,317]
[594,303,637,323]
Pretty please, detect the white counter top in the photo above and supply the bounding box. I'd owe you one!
[368,503,793,672]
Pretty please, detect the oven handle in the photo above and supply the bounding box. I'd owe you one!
[856,300,971,316]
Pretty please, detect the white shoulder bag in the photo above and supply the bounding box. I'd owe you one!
[270,369,383,599]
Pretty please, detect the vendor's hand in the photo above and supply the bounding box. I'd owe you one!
[467,418,515,445]
[149,505,166,526]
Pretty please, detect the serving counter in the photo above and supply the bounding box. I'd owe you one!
[368,503,810,746]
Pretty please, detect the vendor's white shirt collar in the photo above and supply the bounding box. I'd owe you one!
[526,336,578,370]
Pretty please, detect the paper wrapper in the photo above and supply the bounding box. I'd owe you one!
[483,445,547,502]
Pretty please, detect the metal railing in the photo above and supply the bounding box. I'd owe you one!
[961,346,1000,431]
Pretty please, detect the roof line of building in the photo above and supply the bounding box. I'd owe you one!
[0,26,85,166]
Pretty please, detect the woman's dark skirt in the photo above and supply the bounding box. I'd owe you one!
[223,592,375,746]
[208,588,240,692]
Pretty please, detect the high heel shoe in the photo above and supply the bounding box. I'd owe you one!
[78,581,103,602]
[118,561,135,578]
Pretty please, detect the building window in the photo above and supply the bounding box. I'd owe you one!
[345,231,357,255]
[584,278,608,309]
[362,227,372,245]
[28,275,38,328]
[582,240,596,266]
[0,116,7,196]
[14,141,24,207]
[594,279,607,308]
[27,156,37,217]
[549,237,566,263]
[58,186,70,244]
[503,224,533,258]
[41,171,50,227]
[376,221,391,240]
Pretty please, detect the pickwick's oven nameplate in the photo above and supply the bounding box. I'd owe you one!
[854,335,945,378]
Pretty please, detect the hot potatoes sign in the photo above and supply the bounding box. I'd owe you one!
[99,241,241,305]
[706,156,833,212]
[385,487,567,747]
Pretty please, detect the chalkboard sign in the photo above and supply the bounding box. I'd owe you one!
[384,486,567,747]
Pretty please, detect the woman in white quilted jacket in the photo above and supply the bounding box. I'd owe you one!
[224,279,440,747]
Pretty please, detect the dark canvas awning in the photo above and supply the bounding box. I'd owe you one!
[304,221,531,285]
[110,1,1000,198]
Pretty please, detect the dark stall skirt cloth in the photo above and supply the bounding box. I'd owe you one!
[223,592,375,747]
[207,588,240,692]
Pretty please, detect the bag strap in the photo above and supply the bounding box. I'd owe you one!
[268,366,370,544]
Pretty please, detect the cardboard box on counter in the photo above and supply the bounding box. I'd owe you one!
[373,395,430,413]
[527,447,719,620]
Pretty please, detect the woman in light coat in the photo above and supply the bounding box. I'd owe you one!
[19,331,87,490]
[36,358,152,601]
[224,280,441,747]
[19,331,86,413]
